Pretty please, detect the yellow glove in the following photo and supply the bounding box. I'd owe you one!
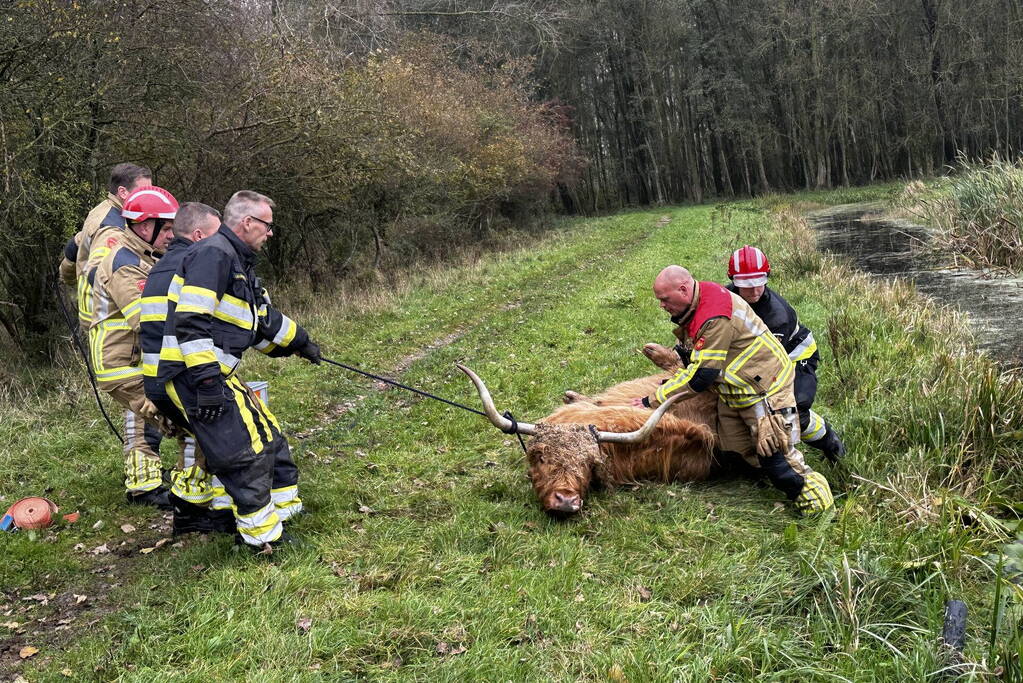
[795,472,834,514]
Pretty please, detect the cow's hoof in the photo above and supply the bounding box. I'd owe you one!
[563,390,585,404]
[642,343,678,370]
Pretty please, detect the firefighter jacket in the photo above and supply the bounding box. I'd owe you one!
[725,284,818,363]
[88,227,159,386]
[647,281,794,409]
[65,196,128,327]
[156,225,309,390]
[59,194,123,286]
[140,236,192,399]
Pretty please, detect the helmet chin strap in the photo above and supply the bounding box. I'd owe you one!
[131,219,163,246]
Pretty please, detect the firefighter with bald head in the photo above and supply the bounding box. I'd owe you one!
[153,190,322,551]
[632,265,834,515]
[89,186,179,508]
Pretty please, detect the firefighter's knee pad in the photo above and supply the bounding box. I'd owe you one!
[758,451,805,500]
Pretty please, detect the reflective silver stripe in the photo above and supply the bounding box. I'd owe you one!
[788,332,816,361]
[254,340,273,351]
[142,352,160,368]
[180,338,215,356]
[215,347,241,370]
[235,502,283,545]
[271,316,296,345]
[140,300,167,318]
[162,334,180,351]
[182,437,196,468]
[178,289,216,311]
[214,298,254,326]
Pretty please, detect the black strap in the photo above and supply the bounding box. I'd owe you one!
[52,279,124,443]
[320,356,528,453]
[587,424,600,442]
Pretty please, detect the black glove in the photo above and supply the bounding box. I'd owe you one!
[296,338,322,365]
[193,378,227,423]
[674,343,692,366]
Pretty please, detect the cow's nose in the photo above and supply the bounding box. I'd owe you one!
[553,492,582,512]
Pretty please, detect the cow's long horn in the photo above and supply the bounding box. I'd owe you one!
[595,393,683,444]
[456,363,537,436]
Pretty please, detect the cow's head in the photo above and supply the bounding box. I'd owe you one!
[457,364,681,517]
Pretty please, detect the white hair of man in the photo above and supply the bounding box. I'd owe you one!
[223,190,275,230]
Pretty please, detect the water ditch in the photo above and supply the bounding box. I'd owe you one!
[807,203,1023,365]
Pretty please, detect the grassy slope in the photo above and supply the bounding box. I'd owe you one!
[3,185,1022,681]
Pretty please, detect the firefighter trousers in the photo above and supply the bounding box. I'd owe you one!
[150,390,233,511]
[717,384,833,514]
[794,360,841,451]
[102,378,167,494]
[165,374,302,546]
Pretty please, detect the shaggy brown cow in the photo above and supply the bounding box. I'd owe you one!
[457,364,721,517]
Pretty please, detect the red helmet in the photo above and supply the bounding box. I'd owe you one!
[727,245,770,287]
[121,186,178,223]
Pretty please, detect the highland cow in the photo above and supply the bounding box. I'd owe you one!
[457,364,722,517]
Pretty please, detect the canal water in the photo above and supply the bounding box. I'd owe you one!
[807,203,1023,365]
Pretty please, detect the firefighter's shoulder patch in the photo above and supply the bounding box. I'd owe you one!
[694,337,705,350]
[106,236,118,248]
[137,279,147,292]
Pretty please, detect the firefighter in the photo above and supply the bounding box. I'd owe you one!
[140,202,234,534]
[725,245,846,462]
[632,265,833,515]
[59,165,164,477]
[59,163,153,329]
[155,190,321,551]
[90,186,178,508]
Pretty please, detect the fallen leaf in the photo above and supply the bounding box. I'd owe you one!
[62,512,80,524]
[120,524,136,533]
[139,547,155,554]
[74,594,87,604]
[91,544,110,555]
[62,669,74,677]
[436,641,449,655]
[24,594,48,604]
[92,520,104,530]
[73,543,85,551]
[19,645,39,659]
[2,621,20,629]
[574,593,585,602]
[296,617,312,632]
[449,644,467,656]
[358,505,373,514]
[154,538,169,549]
[638,586,653,602]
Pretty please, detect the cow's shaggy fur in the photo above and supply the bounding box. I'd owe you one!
[527,372,721,515]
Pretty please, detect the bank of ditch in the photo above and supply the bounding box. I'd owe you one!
[2,185,1022,680]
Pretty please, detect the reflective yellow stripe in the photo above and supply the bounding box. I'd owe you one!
[184,349,218,368]
[228,377,263,455]
[802,410,826,441]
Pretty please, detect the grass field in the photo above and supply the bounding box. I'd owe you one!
[2,185,1022,681]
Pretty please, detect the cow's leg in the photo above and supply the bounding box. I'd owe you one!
[642,343,684,373]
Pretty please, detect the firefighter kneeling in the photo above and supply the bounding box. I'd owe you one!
[633,265,833,515]
[148,190,321,551]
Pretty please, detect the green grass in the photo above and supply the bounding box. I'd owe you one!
[2,187,1022,680]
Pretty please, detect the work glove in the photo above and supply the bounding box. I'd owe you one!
[296,338,322,365]
[755,415,782,458]
[193,378,227,423]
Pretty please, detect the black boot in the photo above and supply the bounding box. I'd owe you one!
[817,424,847,463]
[208,508,236,534]
[126,486,173,510]
[169,493,215,536]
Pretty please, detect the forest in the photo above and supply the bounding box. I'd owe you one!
[3,0,1023,353]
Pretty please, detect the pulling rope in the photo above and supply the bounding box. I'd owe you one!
[320,356,528,453]
[52,279,124,443]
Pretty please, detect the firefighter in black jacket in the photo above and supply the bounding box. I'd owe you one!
[724,245,846,462]
[152,191,321,550]
[140,202,234,535]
